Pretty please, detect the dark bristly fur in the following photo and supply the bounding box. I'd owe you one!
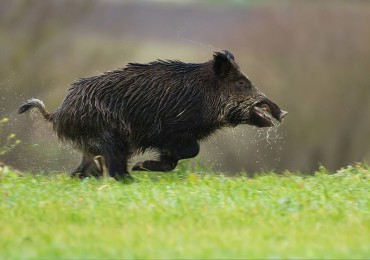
[18,50,287,181]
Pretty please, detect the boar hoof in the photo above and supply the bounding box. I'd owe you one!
[132,162,146,171]
[132,160,177,172]
[114,173,134,184]
[70,171,88,179]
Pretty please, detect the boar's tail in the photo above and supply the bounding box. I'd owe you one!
[18,98,52,121]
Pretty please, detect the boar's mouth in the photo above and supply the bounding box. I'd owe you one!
[250,101,287,128]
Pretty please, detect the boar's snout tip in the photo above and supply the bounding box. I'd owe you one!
[279,110,288,121]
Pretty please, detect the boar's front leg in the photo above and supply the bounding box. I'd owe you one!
[132,154,178,172]
[132,136,200,172]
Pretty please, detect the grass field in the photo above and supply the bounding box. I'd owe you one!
[0,163,369,259]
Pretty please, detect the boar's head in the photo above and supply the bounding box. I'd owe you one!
[213,50,287,127]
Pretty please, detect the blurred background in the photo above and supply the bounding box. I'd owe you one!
[1,0,370,174]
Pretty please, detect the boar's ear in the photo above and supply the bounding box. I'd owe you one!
[213,50,235,78]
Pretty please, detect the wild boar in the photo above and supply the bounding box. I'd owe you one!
[18,50,287,181]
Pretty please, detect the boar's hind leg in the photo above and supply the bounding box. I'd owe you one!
[132,138,199,172]
[70,154,102,179]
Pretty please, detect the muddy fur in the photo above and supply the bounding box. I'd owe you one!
[18,50,286,181]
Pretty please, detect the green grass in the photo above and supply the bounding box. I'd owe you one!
[0,163,369,259]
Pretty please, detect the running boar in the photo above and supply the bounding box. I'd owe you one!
[18,50,287,181]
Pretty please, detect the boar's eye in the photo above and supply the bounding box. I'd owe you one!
[235,79,251,91]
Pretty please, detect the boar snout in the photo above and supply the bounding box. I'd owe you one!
[251,98,287,127]
[279,110,288,121]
